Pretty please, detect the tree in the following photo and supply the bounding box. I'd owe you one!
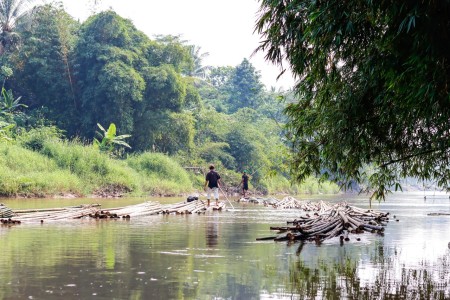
[10,4,79,134]
[255,0,450,200]
[74,11,147,138]
[227,59,264,113]
[131,110,194,154]
[186,45,210,79]
[148,34,193,73]
[0,0,34,55]
[204,61,264,113]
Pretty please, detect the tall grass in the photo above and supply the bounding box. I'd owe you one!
[1,131,339,198]
[0,144,83,196]
[127,152,192,195]
[39,140,141,194]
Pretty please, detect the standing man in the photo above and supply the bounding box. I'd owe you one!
[204,164,221,206]
[241,170,249,198]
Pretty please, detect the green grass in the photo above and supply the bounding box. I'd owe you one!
[39,140,141,195]
[0,136,339,198]
[127,152,193,195]
[0,144,83,196]
[0,141,194,197]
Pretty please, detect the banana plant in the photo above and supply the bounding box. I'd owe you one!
[0,87,27,114]
[93,123,131,153]
[0,121,14,142]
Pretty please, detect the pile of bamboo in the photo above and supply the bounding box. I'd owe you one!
[271,196,304,209]
[0,204,15,218]
[259,203,389,243]
[14,204,101,223]
[271,197,341,213]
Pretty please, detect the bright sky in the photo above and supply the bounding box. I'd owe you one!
[51,0,295,90]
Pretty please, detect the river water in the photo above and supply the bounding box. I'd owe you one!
[1,192,449,300]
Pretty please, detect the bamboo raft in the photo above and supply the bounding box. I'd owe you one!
[258,201,390,243]
[1,200,226,224]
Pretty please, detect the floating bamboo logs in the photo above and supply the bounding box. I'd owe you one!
[16,205,99,222]
[10,199,224,224]
[259,201,389,243]
[1,218,21,225]
[108,201,163,217]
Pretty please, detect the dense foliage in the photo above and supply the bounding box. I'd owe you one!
[0,2,340,196]
[255,0,450,199]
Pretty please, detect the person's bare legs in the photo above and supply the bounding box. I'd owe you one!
[214,188,219,206]
[207,188,212,206]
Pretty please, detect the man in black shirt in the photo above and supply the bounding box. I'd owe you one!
[204,164,221,206]
[241,170,249,198]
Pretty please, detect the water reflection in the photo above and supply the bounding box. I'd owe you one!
[206,218,219,248]
[289,243,450,299]
[0,193,449,299]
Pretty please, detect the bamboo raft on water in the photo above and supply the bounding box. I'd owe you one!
[1,200,226,224]
[258,201,390,243]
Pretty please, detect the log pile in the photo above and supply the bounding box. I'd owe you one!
[0,203,15,218]
[272,197,339,213]
[259,202,389,243]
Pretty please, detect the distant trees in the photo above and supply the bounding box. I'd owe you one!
[226,58,264,113]
[1,2,296,193]
[255,0,450,199]
[204,58,264,113]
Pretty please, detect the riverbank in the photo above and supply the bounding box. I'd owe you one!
[0,141,340,199]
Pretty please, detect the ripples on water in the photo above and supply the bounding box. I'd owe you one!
[0,192,449,299]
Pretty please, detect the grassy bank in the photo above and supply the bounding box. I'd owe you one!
[0,140,193,197]
[0,139,339,198]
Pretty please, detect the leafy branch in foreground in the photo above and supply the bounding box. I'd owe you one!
[255,0,450,200]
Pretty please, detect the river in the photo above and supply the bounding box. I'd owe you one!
[1,192,449,299]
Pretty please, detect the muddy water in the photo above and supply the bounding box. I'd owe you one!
[0,192,449,299]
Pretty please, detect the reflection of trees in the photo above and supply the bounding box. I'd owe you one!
[289,243,450,299]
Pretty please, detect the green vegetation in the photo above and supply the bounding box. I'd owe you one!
[0,136,195,197]
[256,0,450,200]
[0,2,340,198]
